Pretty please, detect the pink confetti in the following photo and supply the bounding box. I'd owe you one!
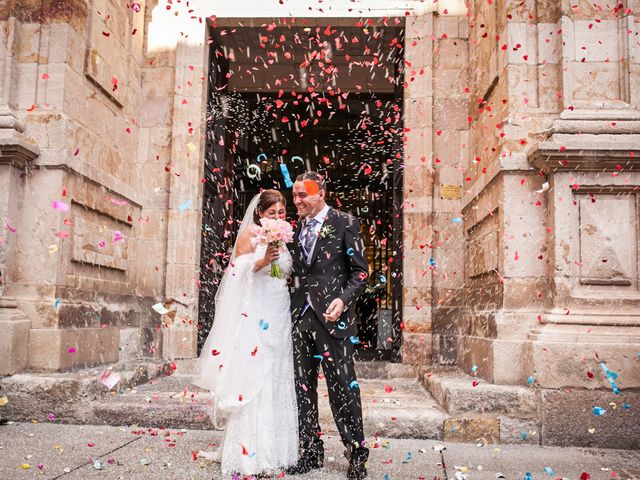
[52,200,70,212]
[68,347,76,353]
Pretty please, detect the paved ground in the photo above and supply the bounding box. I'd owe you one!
[1,423,639,480]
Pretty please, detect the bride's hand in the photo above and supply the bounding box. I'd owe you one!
[256,244,280,271]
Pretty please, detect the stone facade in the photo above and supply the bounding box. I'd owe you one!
[0,0,638,443]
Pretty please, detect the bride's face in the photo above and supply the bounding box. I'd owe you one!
[260,202,286,220]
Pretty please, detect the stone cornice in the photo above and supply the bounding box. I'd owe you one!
[0,138,39,169]
[530,147,640,173]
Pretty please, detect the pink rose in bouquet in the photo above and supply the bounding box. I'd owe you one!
[252,218,294,278]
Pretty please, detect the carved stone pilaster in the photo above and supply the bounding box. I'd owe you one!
[0,106,38,374]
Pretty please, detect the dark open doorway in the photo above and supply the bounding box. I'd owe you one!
[198,21,405,361]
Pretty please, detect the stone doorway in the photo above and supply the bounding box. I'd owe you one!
[197,21,405,361]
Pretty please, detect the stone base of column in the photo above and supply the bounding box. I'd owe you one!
[456,309,539,385]
[28,327,119,371]
[524,323,640,389]
[161,325,198,360]
[400,332,433,365]
[0,300,30,375]
[458,336,527,385]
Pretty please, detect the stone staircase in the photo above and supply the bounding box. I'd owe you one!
[91,360,452,440]
[1,359,541,445]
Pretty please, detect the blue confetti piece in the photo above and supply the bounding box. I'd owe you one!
[337,321,347,330]
[384,475,390,480]
[429,258,437,266]
[54,299,61,309]
[524,472,533,480]
[544,467,554,476]
[256,153,267,163]
[623,403,632,409]
[593,406,606,416]
[178,199,192,212]
[349,336,360,344]
[279,163,294,188]
[527,375,535,385]
[522,431,527,440]
[346,247,355,256]
[407,452,413,460]
[349,380,359,389]
[313,354,324,361]
[471,365,478,373]
[452,217,463,223]
[259,319,269,331]
[600,362,618,380]
[378,274,387,284]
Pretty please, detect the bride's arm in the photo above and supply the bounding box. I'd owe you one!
[235,230,277,272]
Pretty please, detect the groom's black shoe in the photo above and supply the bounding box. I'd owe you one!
[346,447,369,480]
[285,451,323,476]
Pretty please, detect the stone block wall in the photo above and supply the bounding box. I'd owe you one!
[0,0,167,372]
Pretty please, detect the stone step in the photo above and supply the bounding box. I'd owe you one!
[421,370,537,416]
[90,375,449,440]
[0,358,175,424]
[318,378,448,439]
[173,359,420,380]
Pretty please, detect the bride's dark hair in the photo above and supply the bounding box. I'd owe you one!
[253,189,286,224]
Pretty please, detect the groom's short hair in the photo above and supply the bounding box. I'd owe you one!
[295,171,326,192]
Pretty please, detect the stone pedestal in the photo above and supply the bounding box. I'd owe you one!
[526,110,640,389]
[0,299,30,375]
[28,327,119,372]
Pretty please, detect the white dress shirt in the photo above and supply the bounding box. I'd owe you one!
[302,204,330,260]
[301,204,330,315]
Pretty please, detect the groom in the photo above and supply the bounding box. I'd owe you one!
[288,171,370,479]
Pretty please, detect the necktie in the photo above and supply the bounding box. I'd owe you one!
[303,218,318,262]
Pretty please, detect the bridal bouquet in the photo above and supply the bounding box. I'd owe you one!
[252,218,295,278]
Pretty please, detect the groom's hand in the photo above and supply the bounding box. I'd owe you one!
[323,298,345,322]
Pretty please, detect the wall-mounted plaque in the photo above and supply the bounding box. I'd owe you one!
[440,184,462,200]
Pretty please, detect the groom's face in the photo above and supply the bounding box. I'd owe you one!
[293,180,325,218]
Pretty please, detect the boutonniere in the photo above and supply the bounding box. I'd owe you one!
[318,225,336,239]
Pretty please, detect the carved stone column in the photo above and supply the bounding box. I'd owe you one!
[0,108,39,375]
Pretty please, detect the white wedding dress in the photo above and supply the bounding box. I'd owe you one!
[194,196,298,477]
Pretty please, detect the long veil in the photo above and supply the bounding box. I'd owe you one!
[194,194,267,422]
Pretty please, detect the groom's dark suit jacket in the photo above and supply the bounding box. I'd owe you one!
[289,207,369,338]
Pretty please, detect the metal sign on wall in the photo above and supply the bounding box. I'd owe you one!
[440,184,462,200]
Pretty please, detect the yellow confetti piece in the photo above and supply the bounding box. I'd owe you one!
[186,142,197,152]
[21,464,31,469]
[0,395,8,407]
[588,428,596,434]
[48,244,58,254]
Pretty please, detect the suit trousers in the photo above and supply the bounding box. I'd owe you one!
[292,307,365,456]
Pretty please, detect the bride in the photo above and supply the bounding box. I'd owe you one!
[194,190,298,478]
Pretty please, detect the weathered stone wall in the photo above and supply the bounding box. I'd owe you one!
[456,0,640,387]
[0,0,166,372]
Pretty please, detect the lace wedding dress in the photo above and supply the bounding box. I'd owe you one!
[194,195,298,477]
